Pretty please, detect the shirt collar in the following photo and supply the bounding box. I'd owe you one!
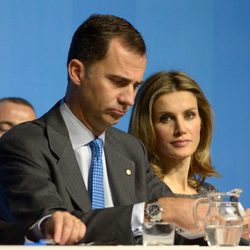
[59,101,105,150]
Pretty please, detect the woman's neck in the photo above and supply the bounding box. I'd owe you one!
[160,157,197,195]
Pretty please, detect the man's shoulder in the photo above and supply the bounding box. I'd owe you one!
[107,127,143,146]
[0,119,47,155]
[105,127,148,163]
[0,102,63,149]
[1,119,44,140]
[107,127,133,137]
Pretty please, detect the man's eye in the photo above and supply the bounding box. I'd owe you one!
[114,79,124,85]
[0,124,13,132]
[110,78,127,87]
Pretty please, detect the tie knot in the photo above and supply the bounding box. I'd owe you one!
[90,138,103,157]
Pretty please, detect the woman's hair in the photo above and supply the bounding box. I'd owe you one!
[129,71,219,189]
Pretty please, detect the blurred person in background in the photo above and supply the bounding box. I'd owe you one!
[0,97,37,244]
[0,97,36,137]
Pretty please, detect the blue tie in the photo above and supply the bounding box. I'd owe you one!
[88,138,104,209]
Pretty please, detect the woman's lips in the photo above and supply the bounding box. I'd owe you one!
[171,140,190,147]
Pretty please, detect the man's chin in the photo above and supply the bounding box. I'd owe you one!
[108,119,120,126]
[108,114,124,124]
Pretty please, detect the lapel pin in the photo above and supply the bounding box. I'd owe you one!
[126,169,132,176]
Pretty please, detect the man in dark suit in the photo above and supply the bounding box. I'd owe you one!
[0,14,206,245]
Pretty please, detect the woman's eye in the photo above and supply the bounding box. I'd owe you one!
[160,115,172,123]
[185,112,196,120]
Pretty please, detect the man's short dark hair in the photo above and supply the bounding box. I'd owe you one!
[67,14,146,67]
[0,97,35,111]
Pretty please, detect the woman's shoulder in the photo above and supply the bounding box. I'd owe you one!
[199,181,218,195]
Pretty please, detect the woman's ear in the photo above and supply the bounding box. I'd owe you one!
[68,59,85,86]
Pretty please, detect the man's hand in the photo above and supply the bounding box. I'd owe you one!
[42,211,86,245]
[158,197,208,233]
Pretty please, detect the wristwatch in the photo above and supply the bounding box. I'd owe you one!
[145,201,163,222]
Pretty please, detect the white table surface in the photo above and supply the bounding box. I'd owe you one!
[0,246,249,250]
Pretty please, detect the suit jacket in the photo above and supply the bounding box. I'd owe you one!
[0,220,27,245]
[0,101,171,244]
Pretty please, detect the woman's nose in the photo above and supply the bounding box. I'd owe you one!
[174,119,187,136]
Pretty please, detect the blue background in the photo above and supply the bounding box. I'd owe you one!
[1,0,250,207]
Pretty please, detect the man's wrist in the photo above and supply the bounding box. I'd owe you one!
[39,215,52,235]
[157,197,175,222]
[26,215,52,242]
[145,200,163,222]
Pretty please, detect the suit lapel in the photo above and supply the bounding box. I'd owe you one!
[105,131,136,206]
[44,102,91,211]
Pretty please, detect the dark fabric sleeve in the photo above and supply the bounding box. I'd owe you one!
[73,205,135,245]
[26,206,135,245]
[0,220,28,245]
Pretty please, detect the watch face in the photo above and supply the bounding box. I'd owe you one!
[148,204,160,216]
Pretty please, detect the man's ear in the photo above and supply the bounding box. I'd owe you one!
[68,59,85,85]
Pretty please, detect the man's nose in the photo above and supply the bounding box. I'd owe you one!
[118,86,135,106]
